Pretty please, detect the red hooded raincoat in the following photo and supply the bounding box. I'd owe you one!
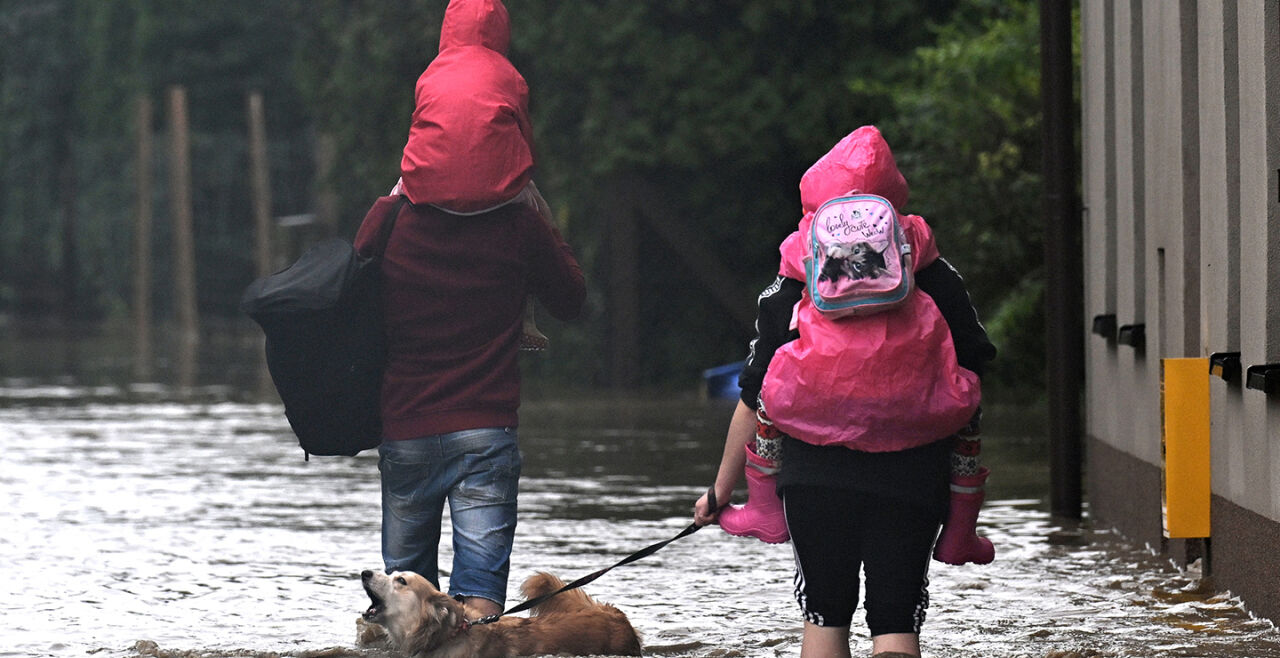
[399,0,535,213]
[355,0,584,441]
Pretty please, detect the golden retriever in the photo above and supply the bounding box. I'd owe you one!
[361,569,642,657]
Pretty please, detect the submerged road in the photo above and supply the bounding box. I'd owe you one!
[0,387,1277,657]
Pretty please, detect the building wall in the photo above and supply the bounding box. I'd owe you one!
[1079,0,1280,623]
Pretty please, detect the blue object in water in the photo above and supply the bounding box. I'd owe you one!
[702,361,745,400]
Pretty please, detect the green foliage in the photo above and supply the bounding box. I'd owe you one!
[290,0,443,230]
[868,0,1047,394]
[505,0,963,384]
[984,276,1045,400]
[0,0,314,317]
[1,0,106,314]
[0,0,1057,394]
[285,0,967,387]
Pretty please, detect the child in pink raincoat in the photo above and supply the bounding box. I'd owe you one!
[695,126,996,658]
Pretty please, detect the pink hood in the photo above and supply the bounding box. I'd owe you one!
[399,0,534,213]
[800,125,909,215]
[780,126,937,281]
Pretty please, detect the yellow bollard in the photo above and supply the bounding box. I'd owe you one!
[1160,358,1211,538]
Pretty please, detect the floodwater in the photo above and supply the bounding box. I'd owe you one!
[3,325,1280,657]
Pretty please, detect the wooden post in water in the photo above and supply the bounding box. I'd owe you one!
[609,183,640,389]
[247,91,273,278]
[56,98,79,326]
[314,131,340,238]
[167,85,199,385]
[133,94,154,378]
[247,90,276,396]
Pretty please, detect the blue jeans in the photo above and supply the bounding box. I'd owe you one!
[378,427,521,606]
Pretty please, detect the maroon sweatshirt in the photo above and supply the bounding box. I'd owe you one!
[354,196,585,440]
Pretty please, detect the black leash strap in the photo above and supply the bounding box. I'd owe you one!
[471,520,706,626]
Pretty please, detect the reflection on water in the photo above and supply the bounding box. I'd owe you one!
[1,377,1279,657]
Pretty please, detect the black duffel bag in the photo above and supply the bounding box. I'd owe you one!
[240,195,408,459]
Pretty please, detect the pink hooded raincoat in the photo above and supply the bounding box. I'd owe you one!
[760,126,981,452]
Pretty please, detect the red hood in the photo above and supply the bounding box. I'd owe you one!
[798,125,909,214]
[400,0,534,213]
[439,0,510,54]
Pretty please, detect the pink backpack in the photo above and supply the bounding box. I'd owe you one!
[804,193,913,317]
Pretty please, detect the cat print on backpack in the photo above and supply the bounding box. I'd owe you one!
[818,241,889,283]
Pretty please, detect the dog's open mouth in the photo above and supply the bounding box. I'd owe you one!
[362,578,385,622]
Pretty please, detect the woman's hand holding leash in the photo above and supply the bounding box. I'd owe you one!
[695,486,730,527]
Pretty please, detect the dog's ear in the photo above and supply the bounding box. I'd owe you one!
[436,600,461,625]
[401,592,465,654]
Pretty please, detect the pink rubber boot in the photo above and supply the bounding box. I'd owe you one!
[719,443,789,544]
[933,467,995,565]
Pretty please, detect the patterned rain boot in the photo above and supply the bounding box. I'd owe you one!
[718,442,789,544]
[933,466,995,565]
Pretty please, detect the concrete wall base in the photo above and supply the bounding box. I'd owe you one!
[1210,495,1280,624]
[1085,435,1280,624]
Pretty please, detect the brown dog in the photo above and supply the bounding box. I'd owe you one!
[361,569,642,657]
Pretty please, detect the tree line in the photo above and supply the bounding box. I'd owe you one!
[0,0,1055,394]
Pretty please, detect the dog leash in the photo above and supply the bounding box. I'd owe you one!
[470,491,725,626]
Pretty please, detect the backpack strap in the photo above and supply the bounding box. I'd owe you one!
[370,196,410,259]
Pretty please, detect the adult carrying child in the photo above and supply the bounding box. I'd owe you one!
[364,0,586,621]
[695,126,996,658]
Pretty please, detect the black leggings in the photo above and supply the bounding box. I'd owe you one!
[783,486,944,635]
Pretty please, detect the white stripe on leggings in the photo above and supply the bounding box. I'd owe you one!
[786,497,825,626]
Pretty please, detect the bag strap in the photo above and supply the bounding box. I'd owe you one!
[370,196,410,259]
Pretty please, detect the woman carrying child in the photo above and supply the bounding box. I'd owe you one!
[694,126,996,658]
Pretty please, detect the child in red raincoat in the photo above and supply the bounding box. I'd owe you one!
[392,0,557,350]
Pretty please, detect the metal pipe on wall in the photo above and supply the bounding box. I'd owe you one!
[1041,0,1084,519]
